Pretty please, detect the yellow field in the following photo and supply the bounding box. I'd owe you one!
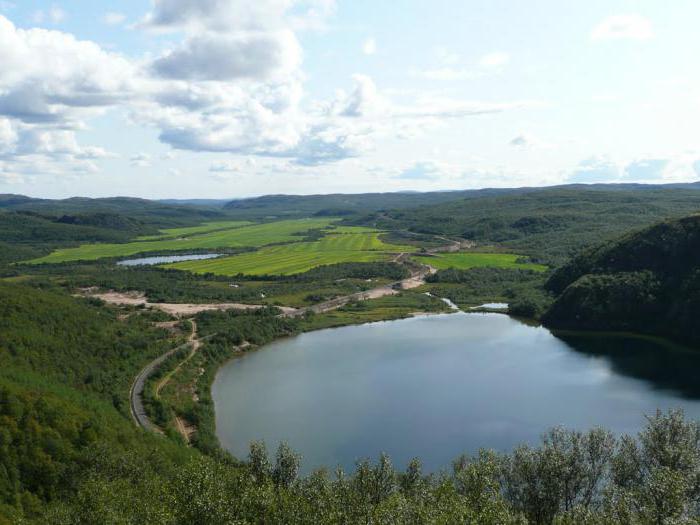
[165,229,411,276]
[28,218,336,263]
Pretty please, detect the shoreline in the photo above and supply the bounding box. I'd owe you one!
[205,309,698,461]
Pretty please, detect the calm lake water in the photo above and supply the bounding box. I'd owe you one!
[212,312,700,473]
[117,253,220,266]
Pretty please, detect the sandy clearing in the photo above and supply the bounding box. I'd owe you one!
[86,290,299,316]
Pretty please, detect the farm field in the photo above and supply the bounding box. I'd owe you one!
[135,220,253,240]
[165,229,412,276]
[414,252,548,271]
[28,218,336,263]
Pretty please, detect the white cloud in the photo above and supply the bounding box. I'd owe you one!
[509,133,555,150]
[0,4,542,179]
[621,158,668,181]
[591,14,653,41]
[567,153,699,184]
[130,153,152,167]
[32,6,65,25]
[418,49,510,81]
[568,156,620,183]
[0,15,135,123]
[397,161,443,180]
[336,74,386,117]
[140,0,336,33]
[479,51,509,68]
[151,31,301,81]
[210,158,256,172]
[103,12,126,26]
[362,37,376,55]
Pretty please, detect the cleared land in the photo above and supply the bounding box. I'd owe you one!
[165,230,412,276]
[28,218,336,263]
[135,220,253,240]
[414,252,548,271]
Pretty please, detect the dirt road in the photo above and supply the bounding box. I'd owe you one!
[289,261,436,316]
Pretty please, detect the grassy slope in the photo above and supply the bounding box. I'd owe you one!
[135,220,252,240]
[26,218,336,263]
[414,252,548,272]
[164,229,413,276]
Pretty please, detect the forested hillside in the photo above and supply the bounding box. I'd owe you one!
[543,214,700,345]
[0,281,194,522]
[357,188,700,265]
[0,196,230,263]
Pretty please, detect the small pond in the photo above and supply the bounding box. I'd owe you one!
[117,253,221,266]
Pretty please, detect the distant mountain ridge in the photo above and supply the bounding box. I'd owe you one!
[4,180,700,214]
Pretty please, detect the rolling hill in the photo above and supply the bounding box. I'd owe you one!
[543,214,700,345]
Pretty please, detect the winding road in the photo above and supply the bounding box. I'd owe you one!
[129,236,460,434]
[129,320,199,432]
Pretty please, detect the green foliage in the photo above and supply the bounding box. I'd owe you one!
[0,211,139,245]
[0,282,170,402]
[288,261,409,282]
[359,188,700,265]
[425,267,552,315]
[222,189,508,219]
[0,282,194,520]
[544,214,700,344]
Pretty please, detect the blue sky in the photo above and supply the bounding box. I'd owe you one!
[0,0,699,199]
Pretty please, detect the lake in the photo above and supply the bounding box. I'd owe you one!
[212,312,700,473]
[117,253,221,266]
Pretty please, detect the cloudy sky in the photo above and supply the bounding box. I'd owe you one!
[0,0,699,199]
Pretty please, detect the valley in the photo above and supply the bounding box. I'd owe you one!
[2,185,700,523]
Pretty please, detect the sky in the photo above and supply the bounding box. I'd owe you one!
[0,0,699,199]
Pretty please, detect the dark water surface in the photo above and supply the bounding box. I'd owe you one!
[212,312,700,473]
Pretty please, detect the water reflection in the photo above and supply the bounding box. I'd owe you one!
[556,332,700,399]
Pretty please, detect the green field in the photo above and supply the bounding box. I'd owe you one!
[135,220,253,240]
[28,218,336,263]
[165,229,411,276]
[414,252,548,271]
